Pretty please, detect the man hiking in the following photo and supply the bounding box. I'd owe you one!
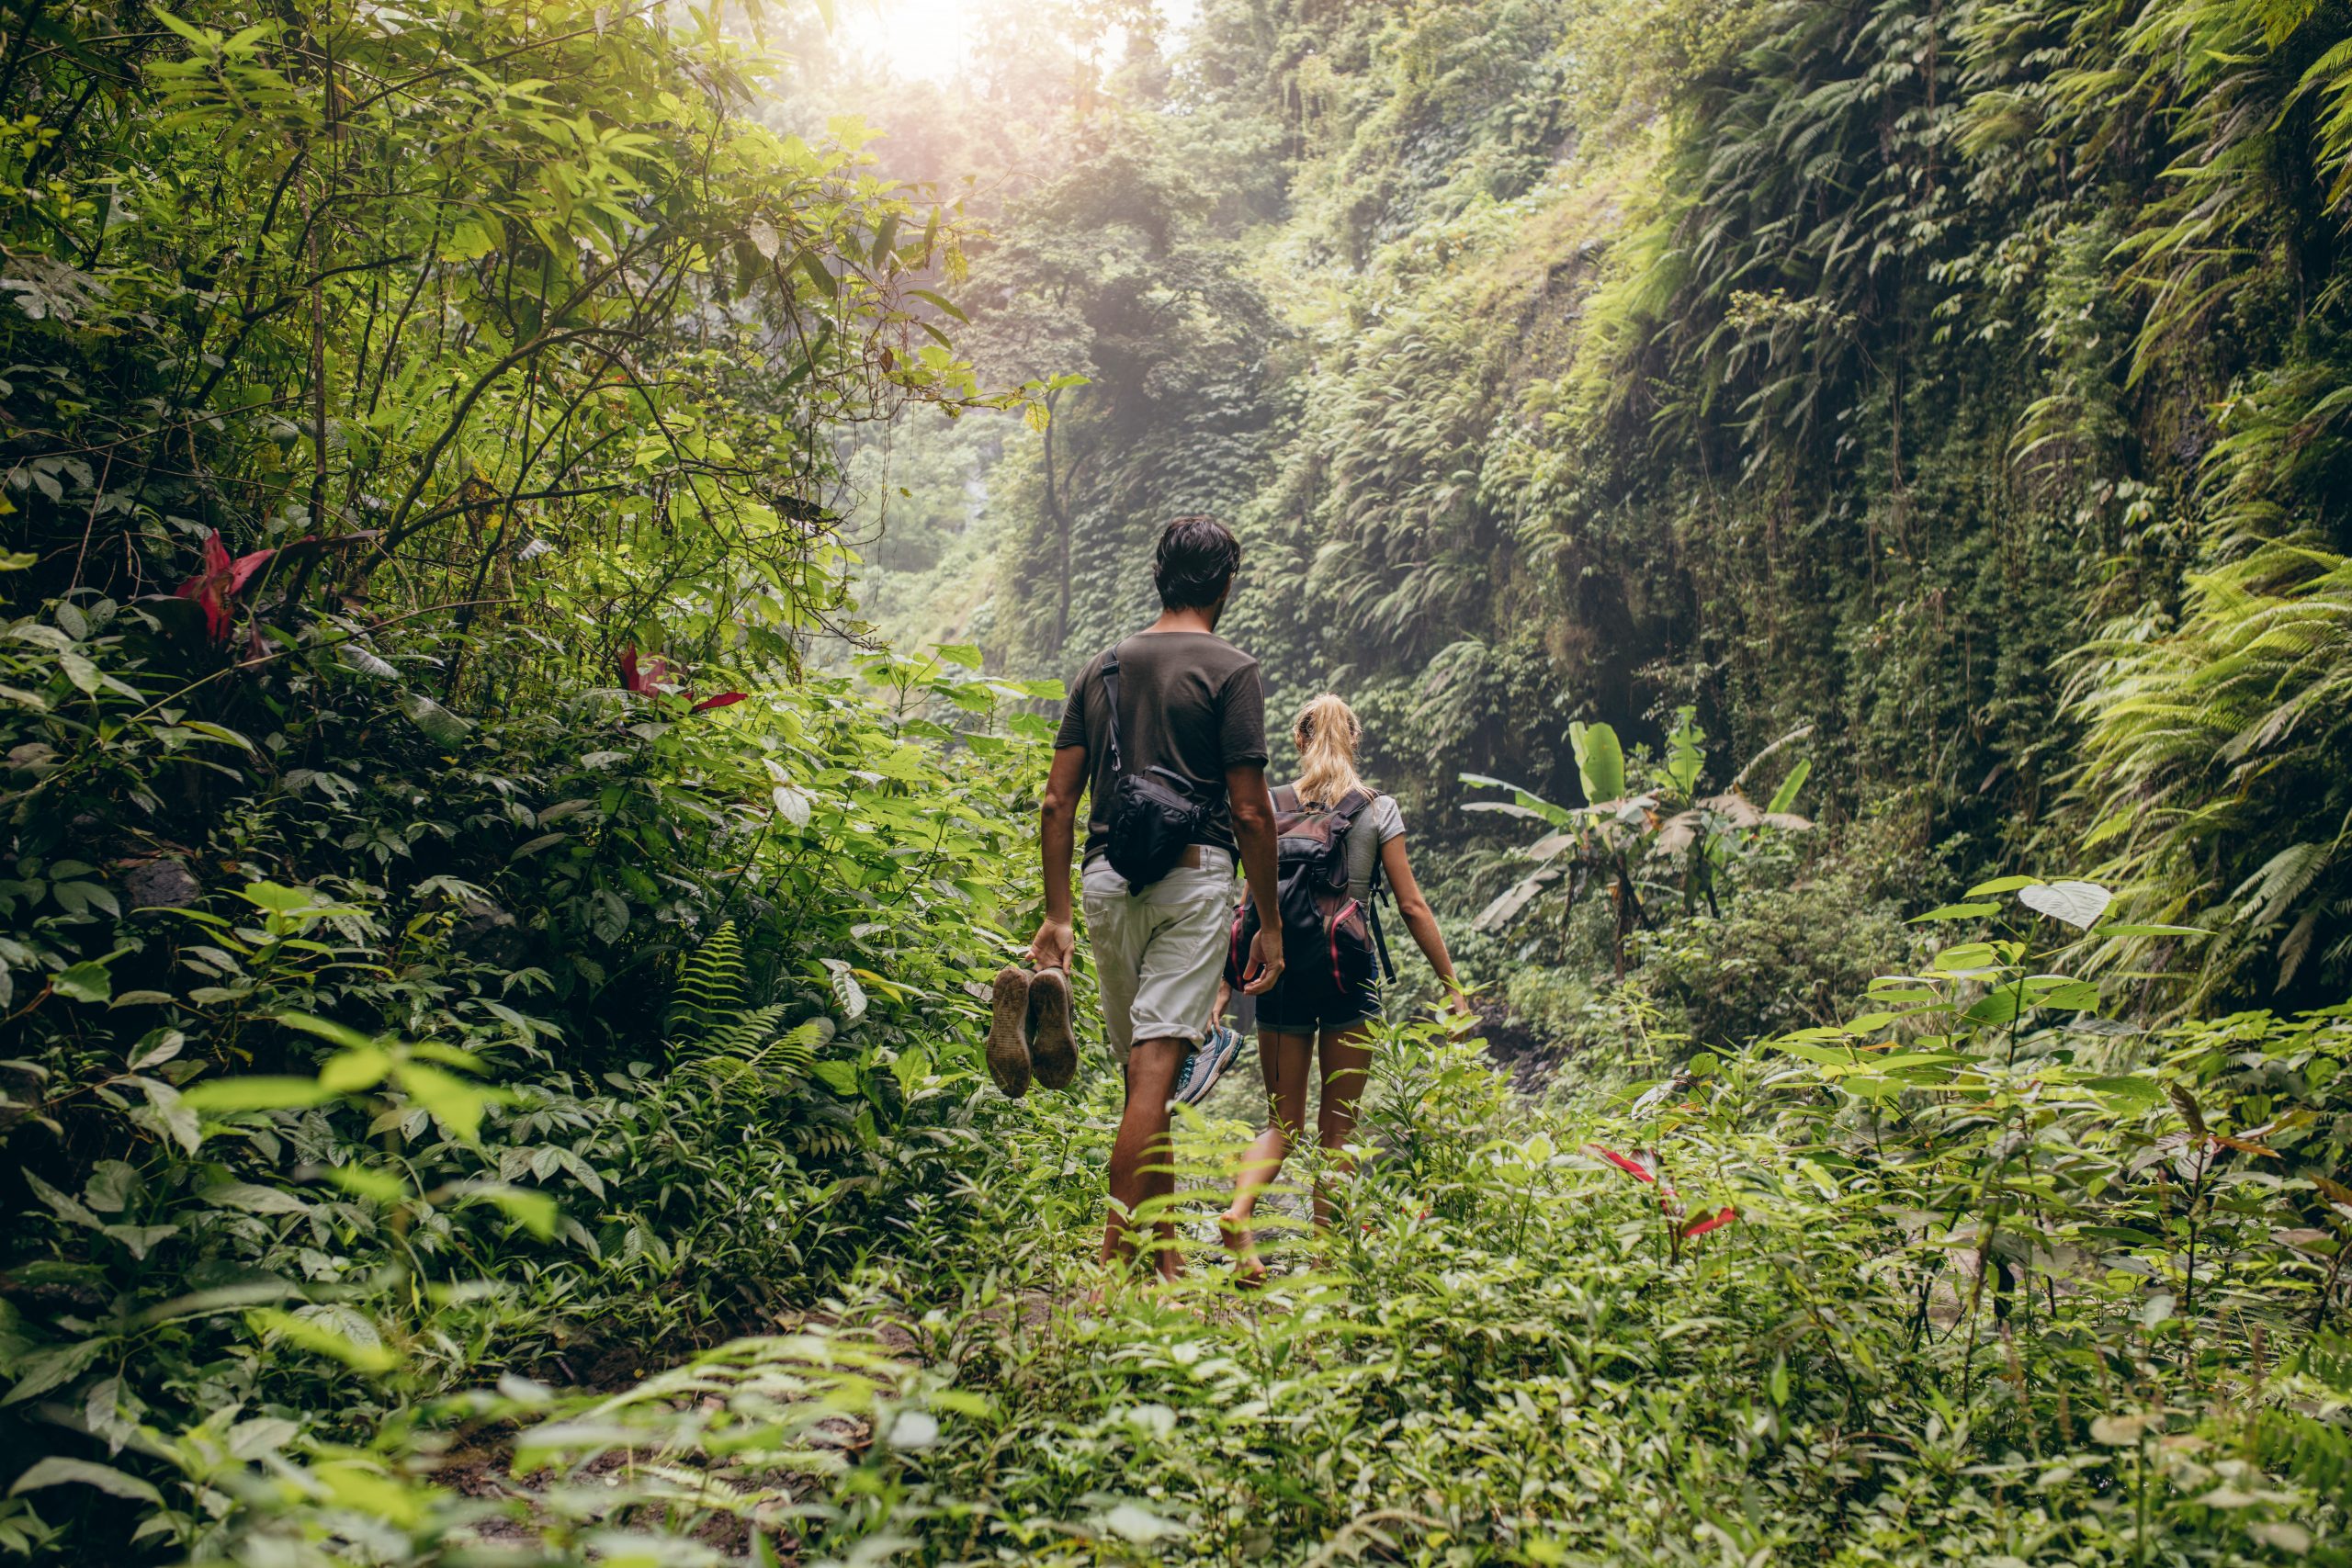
[988,513,1285,1280]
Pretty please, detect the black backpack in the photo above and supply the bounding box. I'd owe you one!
[1224,785,1396,1003]
[1099,646,1218,893]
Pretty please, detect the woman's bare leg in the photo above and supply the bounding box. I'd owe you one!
[1312,1023,1375,1230]
[1220,1029,1313,1280]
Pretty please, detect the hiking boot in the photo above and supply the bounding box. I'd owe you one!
[985,965,1034,1098]
[1027,967,1078,1089]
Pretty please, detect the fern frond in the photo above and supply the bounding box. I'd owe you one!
[668,920,746,1040]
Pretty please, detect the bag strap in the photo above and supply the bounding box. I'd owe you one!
[1272,784,1301,815]
[1099,649,1125,779]
[1327,787,1374,834]
[1358,793,1396,981]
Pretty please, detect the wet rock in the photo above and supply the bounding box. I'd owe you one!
[120,855,201,912]
[451,900,526,967]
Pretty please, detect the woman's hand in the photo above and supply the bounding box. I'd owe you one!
[1444,987,1476,1026]
[1241,928,1285,995]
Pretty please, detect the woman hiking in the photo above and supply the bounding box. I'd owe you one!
[1216,693,1470,1283]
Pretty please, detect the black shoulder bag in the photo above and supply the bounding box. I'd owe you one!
[1100,648,1216,894]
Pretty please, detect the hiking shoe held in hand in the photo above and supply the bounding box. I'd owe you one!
[1178,1023,1246,1106]
[986,965,1034,1098]
[1027,967,1078,1090]
[1169,1043,1204,1106]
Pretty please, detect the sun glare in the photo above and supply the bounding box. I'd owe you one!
[831,0,1197,85]
[832,0,989,85]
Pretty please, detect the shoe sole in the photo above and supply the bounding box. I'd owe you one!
[1028,967,1078,1089]
[986,966,1033,1098]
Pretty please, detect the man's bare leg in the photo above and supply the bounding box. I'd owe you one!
[1103,1037,1188,1280]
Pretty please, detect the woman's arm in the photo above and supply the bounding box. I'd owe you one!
[1380,833,1472,1017]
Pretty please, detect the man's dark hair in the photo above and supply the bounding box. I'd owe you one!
[1153,514,1241,612]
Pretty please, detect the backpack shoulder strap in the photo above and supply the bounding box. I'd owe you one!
[1272,784,1302,815]
[1327,787,1374,832]
[1098,648,1125,778]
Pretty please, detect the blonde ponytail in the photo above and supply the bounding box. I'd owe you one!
[1292,693,1367,807]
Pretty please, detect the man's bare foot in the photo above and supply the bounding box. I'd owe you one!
[1218,1212,1267,1288]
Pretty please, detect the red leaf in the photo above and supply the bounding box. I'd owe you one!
[1680,1206,1737,1239]
[225,547,277,594]
[173,532,237,641]
[619,646,672,694]
[1587,1145,1656,1184]
[690,692,746,713]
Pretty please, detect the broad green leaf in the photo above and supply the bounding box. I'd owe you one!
[1766,758,1812,814]
[250,1307,397,1374]
[2017,880,2113,929]
[398,691,473,747]
[277,1010,376,1051]
[201,1181,311,1215]
[395,1063,489,1143]
[7,1456,162,1505]
[51,962,111,1003]
[1569,721,1624,805]
[182,1077,334,1112]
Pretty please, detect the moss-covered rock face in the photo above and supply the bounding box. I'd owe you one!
[849,0,2352,1010]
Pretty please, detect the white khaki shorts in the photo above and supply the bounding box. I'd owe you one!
[1081,850,1236,1063]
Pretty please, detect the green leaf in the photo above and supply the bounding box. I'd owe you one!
[276,1010,376,1051]
[1964,874,2041,897]
[238,882,319,917]
[821,958,868,1025]
[8,1456,162,1506]
[1665,707,1704,795]
[1911,902,1998,923]
[1766,758,1812,815]
[398,691,473,747]
[250,1307,397,1374]
[318,1046,391,1094]
[2,1338,106,1405]
[394,1062,488,1142]
[182,1076,334,1112]
[909,288,968,323]
[322,1163,408,1204]
[51,962,111,1003]
[1569,721,1624,805]
[201,1181,311,1215]
[2017,880,2113,929]
[2086,1077,2162,1111]
[2096,922,2212,938]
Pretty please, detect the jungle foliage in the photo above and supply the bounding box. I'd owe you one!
[5,0,2352,1564]
[867,0,2352,1011]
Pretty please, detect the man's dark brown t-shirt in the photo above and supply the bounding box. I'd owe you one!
[1054,630,1269,863]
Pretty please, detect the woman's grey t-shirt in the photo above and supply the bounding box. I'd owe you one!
[1343,794,1406,902]
[1054,630,1269,863]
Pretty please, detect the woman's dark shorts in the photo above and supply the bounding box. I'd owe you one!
[1254,973,1382,1033]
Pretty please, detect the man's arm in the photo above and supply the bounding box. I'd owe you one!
[1226,761,1285,994]
[1030,744,1089,971]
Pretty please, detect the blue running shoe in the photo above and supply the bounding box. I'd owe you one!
[1178,1023,1247,1107]
[1168,1044,1203,1107]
